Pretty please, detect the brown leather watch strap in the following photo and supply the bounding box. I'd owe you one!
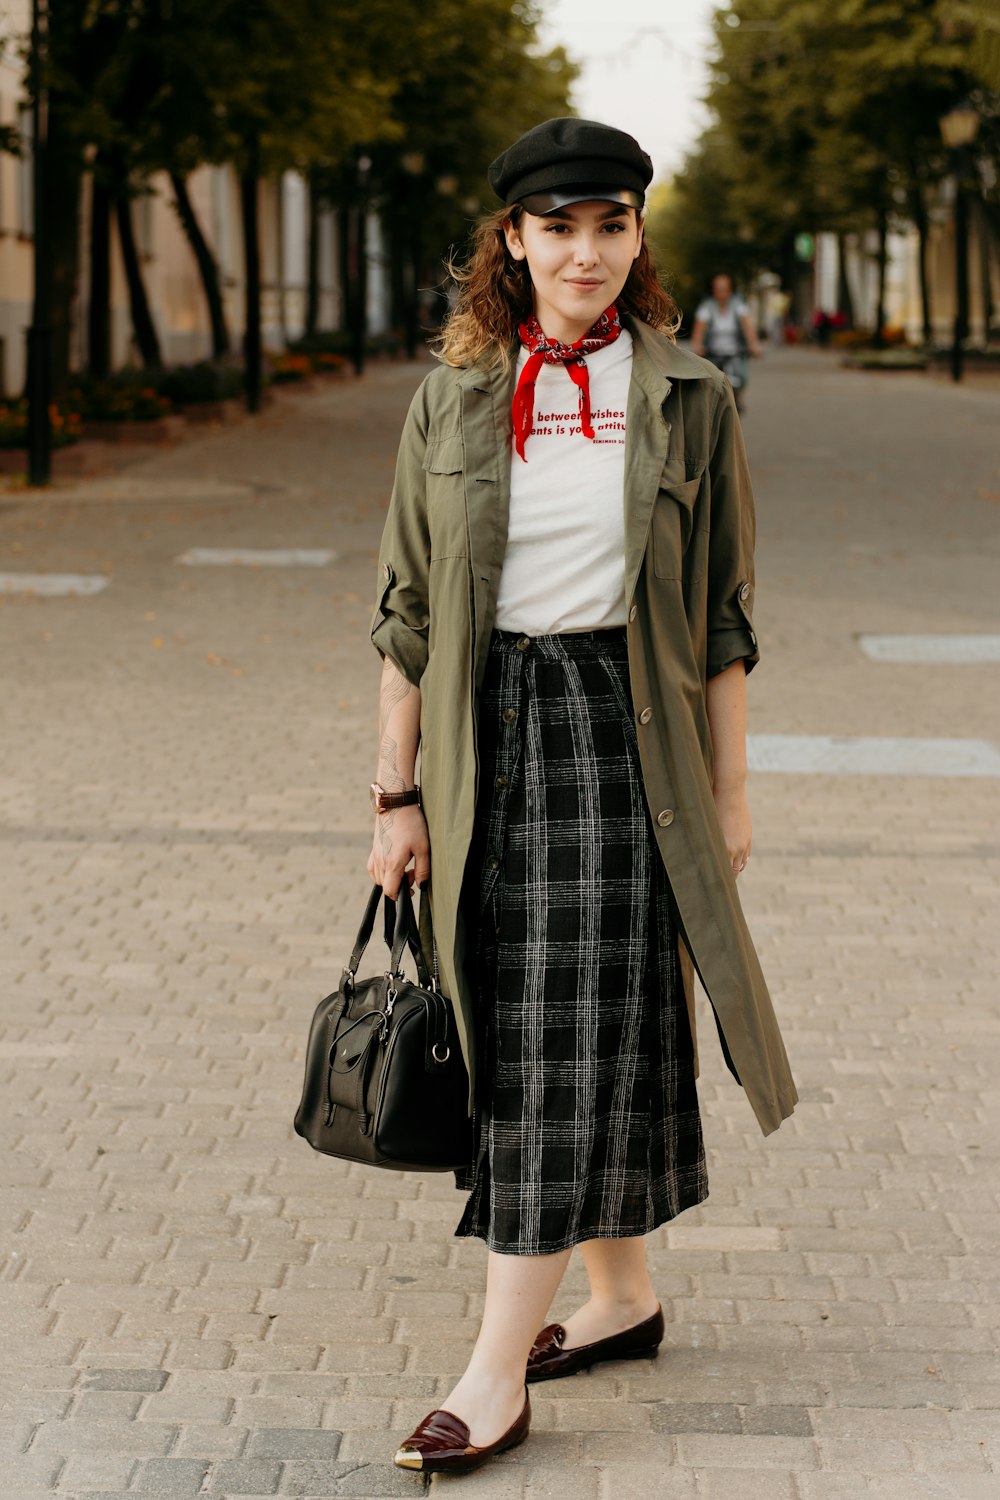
[370,782,421,814]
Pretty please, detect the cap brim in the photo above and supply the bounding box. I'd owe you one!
[520,186,645,215]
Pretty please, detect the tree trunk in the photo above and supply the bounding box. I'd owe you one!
[873,202,889,346]
[976,197,993,344]
[910,183,932,345]
[88,163,112,378]
[337,201,351,333]
[40,112,83,401]
[305,175,320,337]
[836,232,855,328]
[240,153,262,412]
[170,171,230,358]
[116,191,162,368]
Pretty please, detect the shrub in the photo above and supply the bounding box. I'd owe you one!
[70,373,172,421]
[268,351,313,383]
[0,401,84,449]
[158,361,244,404]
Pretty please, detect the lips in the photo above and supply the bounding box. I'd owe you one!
[565,279,603,290]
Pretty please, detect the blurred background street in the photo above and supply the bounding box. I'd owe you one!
[2,345,999,1498]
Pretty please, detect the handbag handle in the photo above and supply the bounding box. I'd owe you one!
[344,881,432,991]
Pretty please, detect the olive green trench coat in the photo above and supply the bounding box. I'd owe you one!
[370,316,797,1136]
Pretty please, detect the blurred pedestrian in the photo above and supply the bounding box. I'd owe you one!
[367,117,797,1478]
[691,272,761,412]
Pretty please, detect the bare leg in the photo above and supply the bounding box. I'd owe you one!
[558,1235,660,1349]
[432,1247,571,1447]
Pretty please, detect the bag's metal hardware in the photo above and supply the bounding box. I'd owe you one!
[431,1043,450,1064]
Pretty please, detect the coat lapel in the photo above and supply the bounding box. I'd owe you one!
[623,320,715,607]
[457,358,517,692]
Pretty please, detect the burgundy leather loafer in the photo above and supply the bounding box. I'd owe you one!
[393,1388,531,1474]
[526,1304,665,1383]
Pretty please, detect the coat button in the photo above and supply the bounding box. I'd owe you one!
[656,809,674,827]
[502,707,518,724]
[382,563,392,581]
[515,635,531,651]
[486,853,501,870]
[738,582,751,602]
[495,774,509,790]
[628,605,637,623]
[638,706,653,725]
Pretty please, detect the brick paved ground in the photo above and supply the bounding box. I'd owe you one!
[1,348,999,1499]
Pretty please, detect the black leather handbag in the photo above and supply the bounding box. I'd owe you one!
[294,882,474,1172]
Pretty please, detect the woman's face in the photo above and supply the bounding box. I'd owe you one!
[504,200,644,343]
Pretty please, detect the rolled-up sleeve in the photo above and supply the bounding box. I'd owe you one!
[705,381,760,680]
[370,384,432,687]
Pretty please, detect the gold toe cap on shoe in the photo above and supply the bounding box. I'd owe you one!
[393,1446,423,1470]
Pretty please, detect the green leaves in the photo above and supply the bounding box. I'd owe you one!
[649,0,996,317]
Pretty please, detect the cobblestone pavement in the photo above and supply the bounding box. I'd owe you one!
[2,348,999,1500]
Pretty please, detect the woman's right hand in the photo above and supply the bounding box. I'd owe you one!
[367,806,431,899]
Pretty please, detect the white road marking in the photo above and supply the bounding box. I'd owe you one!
[175,547,335,566]
[0,573,110,596]
[859,634,1000,663]
[748,734,1000,777]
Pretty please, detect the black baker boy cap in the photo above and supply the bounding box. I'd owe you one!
[488,117,654,216]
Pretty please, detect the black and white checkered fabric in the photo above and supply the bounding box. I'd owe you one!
[454,628,708,1255]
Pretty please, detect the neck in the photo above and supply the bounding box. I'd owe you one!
[534,316,594,345]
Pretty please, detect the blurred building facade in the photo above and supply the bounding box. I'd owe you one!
[810,205,997,345]
[0,4,390,399]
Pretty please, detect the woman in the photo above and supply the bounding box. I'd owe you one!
[691,271,761,413]
[367,118,797,1477]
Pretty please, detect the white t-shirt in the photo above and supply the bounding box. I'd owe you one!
[695,295,749,357]
[495,330,632,635]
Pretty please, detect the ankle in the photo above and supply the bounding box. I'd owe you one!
[589,1290,657,1315]
[454,1365,526,1400]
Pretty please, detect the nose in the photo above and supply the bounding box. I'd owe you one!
[573,235,600,268]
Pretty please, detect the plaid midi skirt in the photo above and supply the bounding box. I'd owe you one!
[454,628,708,1256]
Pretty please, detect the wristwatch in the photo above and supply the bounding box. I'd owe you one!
[370,781,421,814]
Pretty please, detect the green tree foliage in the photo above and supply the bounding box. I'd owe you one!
[648,0,996,330]
[4,0,573,389]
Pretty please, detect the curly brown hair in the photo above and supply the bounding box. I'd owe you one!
[436,206,680,371]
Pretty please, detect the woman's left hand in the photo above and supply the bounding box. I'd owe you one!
[713,783,752,878]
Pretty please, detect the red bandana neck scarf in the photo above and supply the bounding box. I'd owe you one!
[512,304,622,462]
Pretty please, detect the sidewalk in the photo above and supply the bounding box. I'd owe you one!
[1,348,999,1499]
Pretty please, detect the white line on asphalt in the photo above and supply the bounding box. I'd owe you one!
[175,547,336,566]
[0,573,110,596]
[859,634,1000,663]
[748,734,1000,777]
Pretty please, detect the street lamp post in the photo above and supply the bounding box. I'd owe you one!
[939,103,980,384]
[26,0,52,486]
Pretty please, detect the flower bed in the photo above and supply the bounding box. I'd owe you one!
[0,401,84,450]
[268,352,314,383]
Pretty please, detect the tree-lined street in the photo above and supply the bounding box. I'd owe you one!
[1,350,999,1497]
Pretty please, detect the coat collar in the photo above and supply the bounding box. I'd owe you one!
[452,317,712,618]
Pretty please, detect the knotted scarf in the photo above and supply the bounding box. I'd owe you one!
[512,304,622,462]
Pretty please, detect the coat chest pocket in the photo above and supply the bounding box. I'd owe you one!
[652,475,702,580]
[422,434,468,559]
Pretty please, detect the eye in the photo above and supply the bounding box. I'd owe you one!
[601,221,627,234]
[543,222,570,233]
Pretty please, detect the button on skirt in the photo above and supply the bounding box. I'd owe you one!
[454,628,708,1255]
